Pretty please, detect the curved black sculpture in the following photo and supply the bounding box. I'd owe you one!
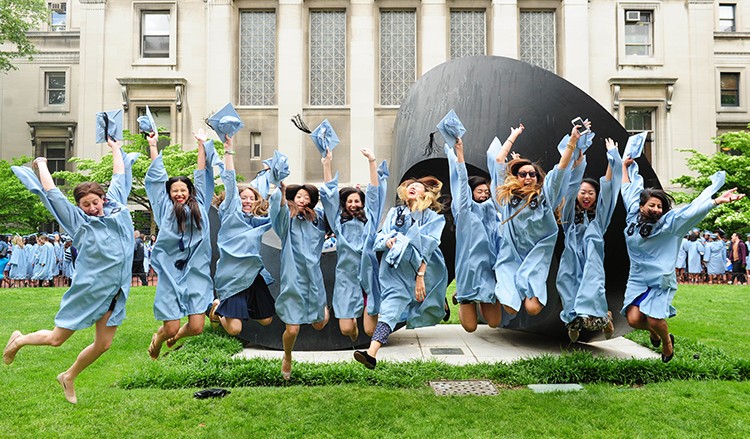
[229,55,662,349]
[391,56,660,341]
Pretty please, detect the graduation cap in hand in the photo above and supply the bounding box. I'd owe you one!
[310,119,339,157]
[95,109,123,144]
[136,106,158,136]
[436,109,466,148]
[206,103,245,142]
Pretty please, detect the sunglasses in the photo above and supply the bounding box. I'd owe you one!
[517,171,537,178]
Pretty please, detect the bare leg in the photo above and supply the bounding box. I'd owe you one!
[479,302,503,328]
[338,318,358,342]
[281,324,299,380]
[363,313,378,336]
[311,307,330,331]
[626,305,660,341]
[166,314,205,347]
[366,339,382,358]
[524,297,543,316]
[58,311,118,404]
[458,303,478,333]
[502,305,518,316]
[647,316,672,357]
[149,319,180,360]
[220,317,243,336]
[4,326,75,365]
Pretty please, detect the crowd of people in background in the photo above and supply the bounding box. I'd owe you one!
[675,229,749,285]
[0,230,158,288]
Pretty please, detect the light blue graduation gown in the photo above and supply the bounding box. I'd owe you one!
[8,245,29,280]
[31,242,56,280]
[214,169,273,301]
[685,240,705,274]
[374,206,448,330]
[676,239,688,269]
[704,241,727,275]
[24,245,35,278]
[490,160,569,312]
[54,241,63,273]
[145,154,214,321]
[556,150,622,324]
[445,145,499,303]
[320,166,388,319]
[620,166,725,319]
[269,188,327,325]
[12,153,137,330]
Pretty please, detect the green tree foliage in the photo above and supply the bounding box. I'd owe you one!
[0,0,48,73]
[671,130,750,236]
[0,156,53,233]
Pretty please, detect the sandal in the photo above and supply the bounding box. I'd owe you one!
[3,330,22,365]
[208,299,220,328]
[603,311,615,340]
[281,357,292,381]
[147,333,161,360]
[349,324,359,343]
[165,337,178,349]
[661,334,675,363]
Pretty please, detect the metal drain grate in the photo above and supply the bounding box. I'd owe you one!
[429,380,499,396]
[429,347,464,355]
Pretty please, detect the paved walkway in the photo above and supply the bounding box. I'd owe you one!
[234,325,659,364]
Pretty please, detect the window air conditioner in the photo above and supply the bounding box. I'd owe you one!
[625,11,641,22]
[49,2,66,13]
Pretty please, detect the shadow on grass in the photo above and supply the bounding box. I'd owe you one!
[118,328,750,390]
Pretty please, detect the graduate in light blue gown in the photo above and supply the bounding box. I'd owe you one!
[24,236,36,280]
[31,234,56,287]
[145,130,214,360]
[8,235,29,287]
[354,176,448,370]
[676,237,688,283]
[269,176,330,380]
[704,233,727,284]
[490,123,577,317]
[321,148,387,341]
[684,232,705,283]
[556,137,621,342]
[209,135,275,337]
[4,140,137,404]
[446,138,502,332]
[620,155,744,362]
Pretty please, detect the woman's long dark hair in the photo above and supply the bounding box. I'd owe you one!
[639,188,674,222]
[166,176,202,233]
[286,184,320,222]
[339,187,367,222]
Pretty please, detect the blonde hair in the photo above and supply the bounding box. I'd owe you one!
[397,176,443,213]
[495,159,546,207]
[12,235,24,249]
[238,185,269,217]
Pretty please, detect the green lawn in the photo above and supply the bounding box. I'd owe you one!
[1,284,749,438]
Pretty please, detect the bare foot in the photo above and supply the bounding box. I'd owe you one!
[57,372,77,404]
[147,333,161,360]
[165,337,178,349]
[281,356,292,381]
[3,331,22,365]
[349,324,359,343]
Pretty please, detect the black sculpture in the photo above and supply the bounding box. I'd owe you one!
[231,56,661,348]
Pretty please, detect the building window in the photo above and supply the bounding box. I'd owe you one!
[380,10,416,106]
[519,10,556,73]
[310,10,346,106]
[137,106,171,149]
[45,72,66,106]
[49,2,67,31]
[141,11,170,58]
[240,11,276,106]
[625,108,655,163]
[624,10,652,56]
[720,72,740,107]
[44,142,68,184]
[450,10,486,59]
[251,132,262,159]
[719,4,736,32]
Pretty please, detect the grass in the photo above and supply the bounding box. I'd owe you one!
[1,283,749,437]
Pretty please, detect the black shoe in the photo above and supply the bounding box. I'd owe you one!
[650,334,661,348]
[443,298,451,322]
[451,294,458,306]
[661,334,675,363]
[354,350,377,369]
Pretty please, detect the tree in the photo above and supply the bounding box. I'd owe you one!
[0,155,53,233]
[671,129,750,236]
[0,0,48,73]
[53,131,226,235]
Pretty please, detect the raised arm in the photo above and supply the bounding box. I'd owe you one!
[622,156,633,184]
[558,121,589,170]
[148,132,159,160]
[604,138,617,181]
[495,124,524,163]
[222,135,236,171]
[361,148,378,186]
[194,129,207,171]
[322,148,333,182]
[33,158,56,191]
[108,139,124,175]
